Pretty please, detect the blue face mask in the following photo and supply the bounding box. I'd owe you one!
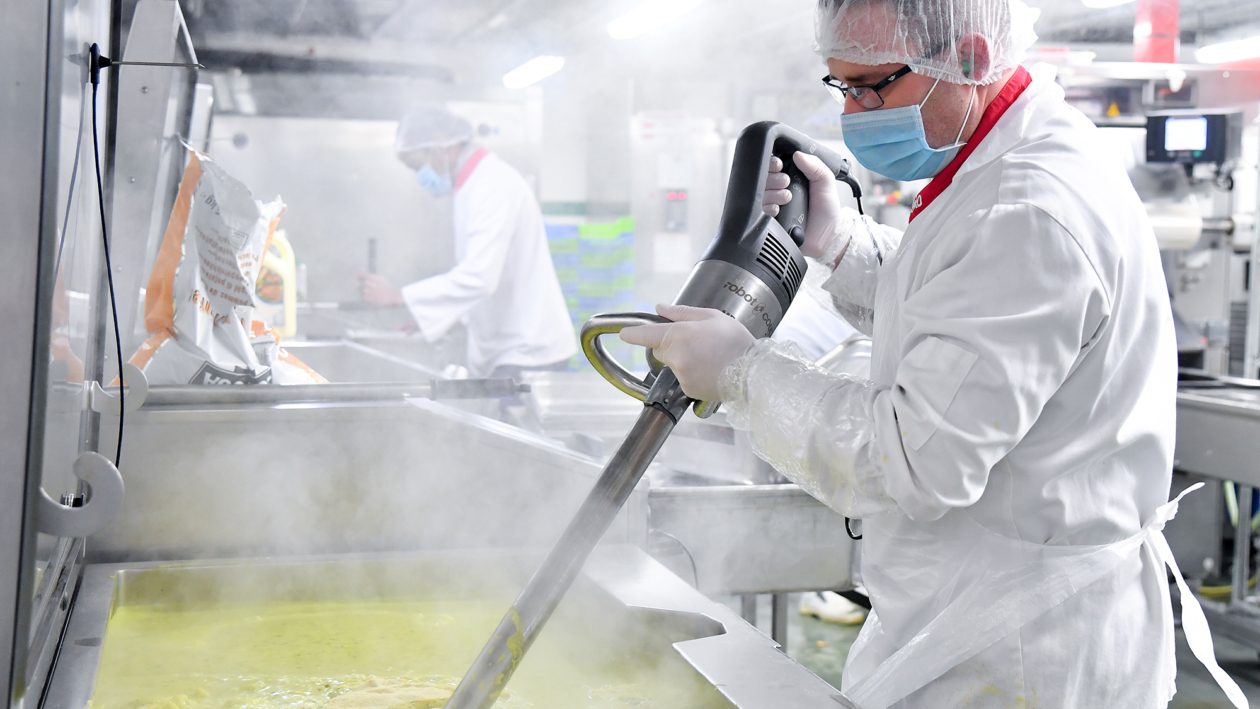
[841,79,975,182]
[415,164,453,196]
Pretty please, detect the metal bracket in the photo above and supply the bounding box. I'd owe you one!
[38,452,125,538]
[88,363,148,415]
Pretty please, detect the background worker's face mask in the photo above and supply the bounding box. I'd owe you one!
[415,164,453,196]
[841,79,975,182]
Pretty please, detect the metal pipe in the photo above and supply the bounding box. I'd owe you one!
[1245,187,1260,380]
[771,593,789,650]
[445,404,678,709]
[137,379,529,406]
[1233,484,1253,606]
[741,594,758,626]
[1201,216,1235,235]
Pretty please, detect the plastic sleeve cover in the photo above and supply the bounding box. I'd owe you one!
[808,214,903,336]
[719,338,898,518]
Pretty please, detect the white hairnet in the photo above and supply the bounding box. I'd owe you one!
[395,105,473,153]
[814,0,1039,86]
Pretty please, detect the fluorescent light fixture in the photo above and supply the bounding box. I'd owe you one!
[1196,36,1260,65]
[1080,0,1134,7]
[503,56,564,89]
[607,0,705,40]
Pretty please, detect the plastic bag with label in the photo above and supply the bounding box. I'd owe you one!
[129,150,325,385]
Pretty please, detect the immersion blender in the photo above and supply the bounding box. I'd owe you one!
[445,121,863,709]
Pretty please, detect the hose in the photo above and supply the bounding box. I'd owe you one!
[1223,481,1260,532]
[1199,575,1256,601]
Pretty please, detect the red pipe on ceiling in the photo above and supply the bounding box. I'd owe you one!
[1134,0,1179,63]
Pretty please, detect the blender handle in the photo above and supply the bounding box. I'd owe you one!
[580,313,721,419]
[580,312,668,401]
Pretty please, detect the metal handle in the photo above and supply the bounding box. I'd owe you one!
[719,121,856,248]
[37,452,125,538]
[90,363,148,415]
[580,312,667,401]
[579,312,720,419]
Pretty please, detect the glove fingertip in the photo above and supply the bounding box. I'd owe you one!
[792,151,830,179]
[664,303,715,322]
[619,326,651,346]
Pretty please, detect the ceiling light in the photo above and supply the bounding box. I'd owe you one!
[607,0,705,40]
[502,56,564,89]
[1080,0,1134,7]
[1196,36,1260,65]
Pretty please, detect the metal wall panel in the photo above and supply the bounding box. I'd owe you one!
[0,1,54,705]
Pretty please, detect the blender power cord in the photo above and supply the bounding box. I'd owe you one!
[90,62,125,467]
[84,42,201,466]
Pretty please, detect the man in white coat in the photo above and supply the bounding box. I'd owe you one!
[622,0,1246,707]
[361,106,576,379]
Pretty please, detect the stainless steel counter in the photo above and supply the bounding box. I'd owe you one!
[280,339,444,383]
[1175,375,1260,487]
[649,483,856,596]
[525,371,857,598]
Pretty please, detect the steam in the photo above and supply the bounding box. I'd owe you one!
[69,1,869,707]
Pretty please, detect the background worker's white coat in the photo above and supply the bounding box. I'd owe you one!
[400,150,577,376]
[722,65,1241,708]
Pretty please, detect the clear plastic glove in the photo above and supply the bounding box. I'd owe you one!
[762,152,860,264]
[620,304,754,402]
[719,338,897,518]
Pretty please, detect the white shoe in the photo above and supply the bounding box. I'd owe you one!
[799,590,867,625]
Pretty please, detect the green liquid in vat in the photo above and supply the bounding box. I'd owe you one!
[90,598,731,709]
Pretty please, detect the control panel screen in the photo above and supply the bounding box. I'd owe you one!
[1164,116,1208,152]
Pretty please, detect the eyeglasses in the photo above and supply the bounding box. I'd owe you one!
[822,65,913,110]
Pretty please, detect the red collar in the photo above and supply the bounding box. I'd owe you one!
[454,147,490,192]
[908,66,1032,223]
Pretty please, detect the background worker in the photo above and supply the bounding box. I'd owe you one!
[622,0,1245,706]
[360,105,576,381]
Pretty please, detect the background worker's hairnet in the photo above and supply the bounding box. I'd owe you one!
[814,0,1040,86]
[395,105,474,153]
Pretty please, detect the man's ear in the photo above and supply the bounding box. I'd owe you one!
[956,33,992,81]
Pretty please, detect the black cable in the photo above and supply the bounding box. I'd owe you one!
[90,72,125,467]
[841,174,864,216]
[845,516,862,540]
[838,589,871,610]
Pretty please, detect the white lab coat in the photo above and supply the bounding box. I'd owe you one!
[721,65,1242,708]
[401,149,577,376]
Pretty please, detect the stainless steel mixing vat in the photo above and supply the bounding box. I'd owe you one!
[45,547,846,709]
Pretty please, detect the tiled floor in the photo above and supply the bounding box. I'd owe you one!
[721,593,1260,707]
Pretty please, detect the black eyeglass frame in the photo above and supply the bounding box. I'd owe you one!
[822,65,914,110]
